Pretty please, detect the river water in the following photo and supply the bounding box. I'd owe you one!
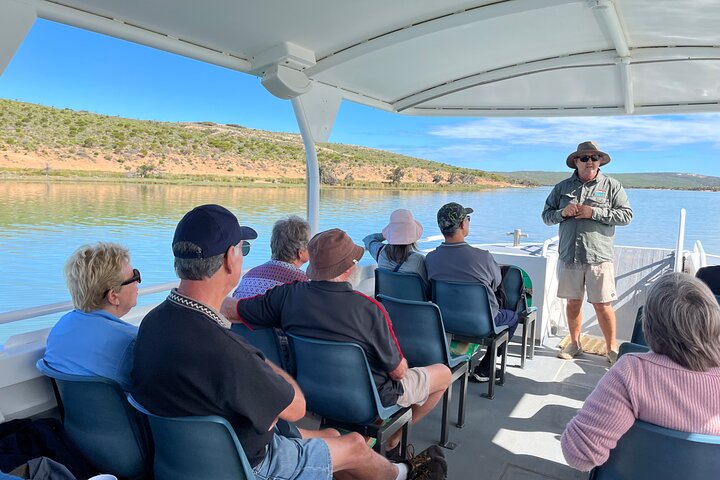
[2,181,719,341]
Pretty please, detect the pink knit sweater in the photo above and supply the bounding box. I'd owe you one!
[561,352,720,471]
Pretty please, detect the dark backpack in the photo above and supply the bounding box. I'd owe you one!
[0,419,95,480]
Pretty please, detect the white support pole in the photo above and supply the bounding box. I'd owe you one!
[292,97,320,235]
[674,208,686,272]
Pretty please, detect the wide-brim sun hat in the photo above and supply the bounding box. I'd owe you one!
[306,228,365,281]
[382,209,423,245]
[566,141,611,168]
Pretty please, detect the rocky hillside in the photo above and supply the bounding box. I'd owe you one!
[0,99,513,189]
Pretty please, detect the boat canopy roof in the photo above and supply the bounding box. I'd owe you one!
[7,0,720,118]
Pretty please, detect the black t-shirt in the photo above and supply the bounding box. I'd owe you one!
[236,280,405,407]
[131,290,294,467]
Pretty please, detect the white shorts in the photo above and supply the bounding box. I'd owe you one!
[557,261,617,304]
[396,367,430,408]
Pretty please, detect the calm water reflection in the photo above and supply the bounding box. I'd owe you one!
[2,181,719,341]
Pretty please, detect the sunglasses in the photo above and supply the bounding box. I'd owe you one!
[578,155,600,163]
[240,240,251,257]
[104,268,141,297]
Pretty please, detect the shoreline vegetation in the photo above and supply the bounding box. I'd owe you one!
[0,168,504,191]
[1,99,718,191]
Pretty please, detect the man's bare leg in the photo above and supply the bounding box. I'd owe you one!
[388,364,452,449]
[566,299,584,345]
[592,302,618,352]
[298,427,341,439]
[328,433,400,480]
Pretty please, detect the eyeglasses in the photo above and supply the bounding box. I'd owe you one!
[578,155,600,163]
[240,241,251,257]
[103,268,141,298]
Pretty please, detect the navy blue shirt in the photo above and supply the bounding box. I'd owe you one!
[132,290,294,467]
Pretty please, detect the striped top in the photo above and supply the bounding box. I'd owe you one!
[561,351,720,471]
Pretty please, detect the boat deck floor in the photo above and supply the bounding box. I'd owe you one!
[407,337,607,480]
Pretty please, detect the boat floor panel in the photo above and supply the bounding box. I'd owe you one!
[406,338,604,480]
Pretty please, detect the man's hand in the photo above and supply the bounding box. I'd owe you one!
[575,205,593,219]
[561,204,579,218]
[389,357,408,381]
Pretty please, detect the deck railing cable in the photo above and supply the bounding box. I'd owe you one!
[0,281,178,326]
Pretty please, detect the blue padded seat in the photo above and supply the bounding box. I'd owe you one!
[377,295,469,449]
[127,395,255,480]
[500,265,537,368]
[230,323,290,371]
[618,341,650,357]
[374,268,428,301]
[590,420,720,479]
[432,280,509,399]
[35,359,152,479]
[287,333,412,456]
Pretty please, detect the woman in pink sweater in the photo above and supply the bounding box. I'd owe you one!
[561,272,720,472]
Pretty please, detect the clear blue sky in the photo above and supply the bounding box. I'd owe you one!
[1,19,719,176]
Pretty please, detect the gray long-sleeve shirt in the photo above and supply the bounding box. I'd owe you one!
[542,171,633,264]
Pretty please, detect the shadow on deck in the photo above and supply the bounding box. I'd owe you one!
[408,338,607,480]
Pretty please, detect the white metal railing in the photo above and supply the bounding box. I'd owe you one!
[0,281,178,326]
[674,208,687,272]
[542,235,560,257]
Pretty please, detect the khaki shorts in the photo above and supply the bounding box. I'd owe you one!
[397,367,430,408]
[558,261,617,303]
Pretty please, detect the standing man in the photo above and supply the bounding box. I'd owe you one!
[542,142,633,364]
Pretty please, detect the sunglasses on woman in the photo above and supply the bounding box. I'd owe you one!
[104,268,141,297]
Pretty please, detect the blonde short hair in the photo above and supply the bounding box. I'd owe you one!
[643,272,720,371]
[64,242,130,312]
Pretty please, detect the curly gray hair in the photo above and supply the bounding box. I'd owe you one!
[271,216,310,263]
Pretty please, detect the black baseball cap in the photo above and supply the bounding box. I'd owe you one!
[173,204,257,259]
[437,202,474,229]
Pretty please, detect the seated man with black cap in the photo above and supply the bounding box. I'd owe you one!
[222,228,451,467]
[425,202,519,383]
[132,205,439,480]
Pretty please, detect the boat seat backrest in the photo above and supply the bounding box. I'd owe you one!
[630,306,647,346]
[374,268,427,301]
[126,395,254,480]
[591,420,720,480]
[618,341,650,357]
[35,359,151,479]
[376,295,449,367]
[696,266,720,296]
[230,324,287,370]
[287,333,397,425]
[432,280,495,338]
